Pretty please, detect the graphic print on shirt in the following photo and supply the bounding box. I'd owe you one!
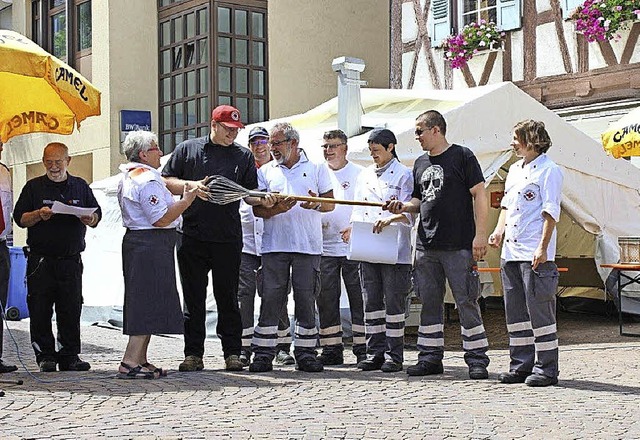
[521,183,539,202]
[420,165,444,202]
[148,194,159,206]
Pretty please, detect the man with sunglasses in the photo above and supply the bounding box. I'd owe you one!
[249,122,335,373]
[316,129,366,366]
[238,126,294,367]
[162,105,272,372]
[386,110,490,380]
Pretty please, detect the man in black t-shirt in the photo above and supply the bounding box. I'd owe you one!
[386,110,490,379]
[162,105,273,372]
[14,142,101,373]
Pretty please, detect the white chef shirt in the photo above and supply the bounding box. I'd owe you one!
[321,161,364,257]
[240,199,263,256]
[258,149,333,255]
[118,163,179,230]
[350,159,415,264]
[501,153,563,261]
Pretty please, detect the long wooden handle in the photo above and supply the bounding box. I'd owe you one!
[475,267,568,272]
[277,194,385,207]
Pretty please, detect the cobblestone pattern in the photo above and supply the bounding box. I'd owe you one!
[1,316,640,439]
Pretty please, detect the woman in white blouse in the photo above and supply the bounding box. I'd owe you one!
[116,131,197,379]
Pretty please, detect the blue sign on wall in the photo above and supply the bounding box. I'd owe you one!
[120,110,151,132]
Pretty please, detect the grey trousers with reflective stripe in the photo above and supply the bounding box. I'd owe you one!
[318,256,365,356]
[413,249,490,367]
[252,252,320,362]
[360,262,411,363]
[238,253,291,355]
[501,260,559,378]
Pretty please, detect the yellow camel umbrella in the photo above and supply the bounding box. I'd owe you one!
[0,30,101,143]
[601,106,640,159]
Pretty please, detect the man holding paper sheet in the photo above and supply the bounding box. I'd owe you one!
[386,110,490,380]
[14,142,101,372]
[317,129,366,366]
[249,122,334,373]
[350,128,414,373]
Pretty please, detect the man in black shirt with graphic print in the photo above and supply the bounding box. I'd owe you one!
[386,110,490,380]
[162,105,273,372]
[14,142,101,373]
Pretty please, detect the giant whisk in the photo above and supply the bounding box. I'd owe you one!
[204,175,384,207]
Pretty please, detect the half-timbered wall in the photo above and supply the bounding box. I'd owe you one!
[393,0,640,110]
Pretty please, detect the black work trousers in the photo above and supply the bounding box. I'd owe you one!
[177,234,242,359]
[26,254,83,364]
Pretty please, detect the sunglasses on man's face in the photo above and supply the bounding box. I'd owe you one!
[250,139,268,146]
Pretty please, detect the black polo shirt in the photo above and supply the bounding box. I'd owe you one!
[13,174,102,257]
[162,135,257,243]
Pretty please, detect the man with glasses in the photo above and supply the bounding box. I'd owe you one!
[249,122,335,373]
[238,126,294,367]
[316,129,366,366]
[386,110,490,380]
[162,105,272,372]
[14,142,101,372]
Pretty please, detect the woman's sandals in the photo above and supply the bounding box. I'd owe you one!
[116,362,160,379]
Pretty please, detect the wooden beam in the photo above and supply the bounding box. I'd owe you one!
[461,64,477,87]
[596,39,618,66]
[390,0,403,89]
[549,0,573,74]
[621,22,640,65]
[576,34,589,73]
[523,0,537,81]
[516,64,640,108]
[479,51,498,86]
[502,32,512,82]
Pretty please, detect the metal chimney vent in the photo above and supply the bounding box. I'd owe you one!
[332,56,367,137]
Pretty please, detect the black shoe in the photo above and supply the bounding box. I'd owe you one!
[469,365,489,380]
[380,360,403,373]
[406,361,444,376]
[499,371,530,384]
[249,357,273,373]
[295,357,324,373]
[58,356,91,371]
[355,353,367,364]
[0,360,18,374]
[357,357,384,371]
[318,351,344,366]
[239,351,251,367]
[525,373,558,387]
[39,359,57,372]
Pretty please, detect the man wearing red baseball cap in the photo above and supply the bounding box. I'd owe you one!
[162,105,273,373]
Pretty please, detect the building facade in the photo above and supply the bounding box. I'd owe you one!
[392,0,640,143]
[3,0,390,245]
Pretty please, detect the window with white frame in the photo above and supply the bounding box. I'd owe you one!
[429,0,521,46]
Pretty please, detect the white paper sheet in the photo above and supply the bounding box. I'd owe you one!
[347,221,399,264]
[51,201,97,218]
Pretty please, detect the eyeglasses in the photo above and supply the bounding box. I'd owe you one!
[250,139,269,146]
[321,142,345,150]
[268,138,291,147]
[415,126,436,136]
[216,122,240,132]
[146,147,161,153]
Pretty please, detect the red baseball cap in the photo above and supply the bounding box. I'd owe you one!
[211,105,244,128]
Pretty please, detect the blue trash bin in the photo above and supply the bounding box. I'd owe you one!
[5,246,29,321]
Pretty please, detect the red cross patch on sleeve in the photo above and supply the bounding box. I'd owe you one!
[148,194,160,206]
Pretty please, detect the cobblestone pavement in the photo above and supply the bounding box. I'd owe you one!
[1,310,640,439]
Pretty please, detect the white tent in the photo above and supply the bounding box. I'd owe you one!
[84,81,640,317]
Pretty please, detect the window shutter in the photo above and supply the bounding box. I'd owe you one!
[429,0,451,47]
[497,0,521,31]
[562,0,584,18]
